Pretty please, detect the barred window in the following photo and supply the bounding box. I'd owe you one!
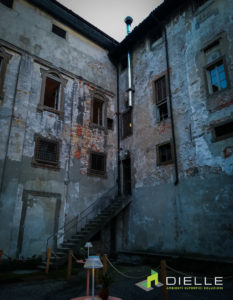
[88,151,106,176]
[34,136,59,168]
[154,76,168,121]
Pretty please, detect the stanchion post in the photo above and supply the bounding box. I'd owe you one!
[96,253,100,285]
[161,260,168,300]
[45,248,52,274]
[86,269,90,296]
[0,250,3,261]
[67,250,73,280]
[103,254,108,275]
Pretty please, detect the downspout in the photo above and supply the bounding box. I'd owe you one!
[124,16,133,107]
[116,64,121,196]
[164,26,179,185]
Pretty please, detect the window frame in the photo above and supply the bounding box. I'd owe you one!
[0,47,12,101]
[156,141,174,166]
[122,108,133,139]
[212,119,233,142]
[87,150,107,177]
[90,92,107,130]
[153,75,169,122]
[32,135,60,170]
[38,68,67,118]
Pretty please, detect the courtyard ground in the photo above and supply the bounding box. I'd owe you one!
[0,258,233,300]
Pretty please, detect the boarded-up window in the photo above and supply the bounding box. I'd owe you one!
[34,136,59,167]
[88,151,106,176]
[52,24,66,39]
[157,142,173,165]
[44,76,60,109]
[154,76,168,121]
[122,110,132,138]
[0,0,13,8]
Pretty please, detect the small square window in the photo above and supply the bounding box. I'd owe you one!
[52,24,66,39]
[34,136,59,168]
[206,60,227,94]
[212,120,233,142]
[107,118,114,130]
[157,142,173,165]
[122,110,132,138]
[88,151,106,176]
[0,0,13,8]
[44,76,61,109]
[154,76,168,122]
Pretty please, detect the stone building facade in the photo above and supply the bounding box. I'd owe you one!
[0,0,233,260]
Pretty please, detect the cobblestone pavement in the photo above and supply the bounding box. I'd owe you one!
[0,265,233,300]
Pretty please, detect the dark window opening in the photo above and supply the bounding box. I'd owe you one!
[122,110,132,138]
[92,98,104,126]
[35,137,59,166]
[52,24,66,39]
[207,60,227,94]
[44,77,60,109]
[0,0,13,8]
[107,118,114,130]
[120,56,127,72]
[89,152,106,176]
[193,0,209,9]
[150,29,162,46]
[213,120,233,141]
[154,76,168,121]
[157,142,173,165]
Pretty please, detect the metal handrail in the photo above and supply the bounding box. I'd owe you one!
[46,186,117,252]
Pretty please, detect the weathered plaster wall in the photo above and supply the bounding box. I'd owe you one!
[118,0,233,259]
[0,0,117,257]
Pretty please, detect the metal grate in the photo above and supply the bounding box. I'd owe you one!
[35,137,59,166]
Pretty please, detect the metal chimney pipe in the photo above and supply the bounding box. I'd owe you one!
[124,16,133,107]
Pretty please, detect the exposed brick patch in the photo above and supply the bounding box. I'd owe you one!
[224,146,233,159]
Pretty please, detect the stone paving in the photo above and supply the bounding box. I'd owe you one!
[0,264,233,300]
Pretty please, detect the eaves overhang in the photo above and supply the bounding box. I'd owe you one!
[26,0,119,51]
[109,0,187,61]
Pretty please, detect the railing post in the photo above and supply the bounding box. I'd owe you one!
[103,254,108,275]
[67,250,73,280]
[161,260,168,300]
[45,248,52,274]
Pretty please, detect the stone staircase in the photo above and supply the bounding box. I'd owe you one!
[39,196,131,269]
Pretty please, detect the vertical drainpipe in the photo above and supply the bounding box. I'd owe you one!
[124,16,133,107]
[151,13,179,185]
[164,26,179,185]
[117,64,121,196]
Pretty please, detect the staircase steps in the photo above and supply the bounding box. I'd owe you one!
[39,196,131,270]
